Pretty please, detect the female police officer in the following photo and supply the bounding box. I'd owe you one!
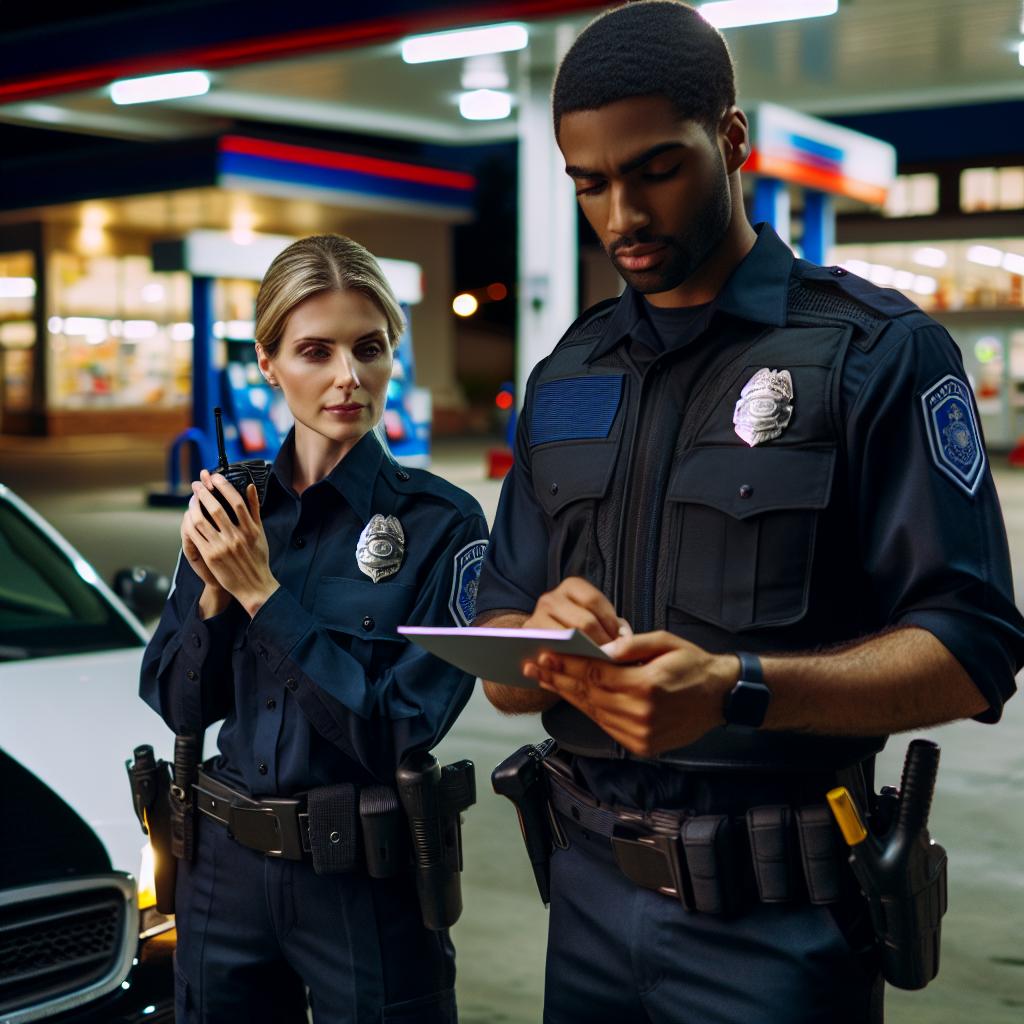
[140,234,488,1023]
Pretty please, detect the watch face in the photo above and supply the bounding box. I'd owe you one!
[725,680,771,728]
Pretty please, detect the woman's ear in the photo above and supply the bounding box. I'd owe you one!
[255,343,279,387]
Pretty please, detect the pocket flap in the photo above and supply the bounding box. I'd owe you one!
[314,577,414,641]
[533,441,619,516]
[668,447,835,520]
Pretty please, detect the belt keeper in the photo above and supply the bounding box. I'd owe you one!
[680,814,741,915]
[795,803,844,905]
[747,804,799,903]
[307,784,358,875]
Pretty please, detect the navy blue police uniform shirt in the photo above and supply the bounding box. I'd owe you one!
[140,430,489,795]
[476,223,1024,803]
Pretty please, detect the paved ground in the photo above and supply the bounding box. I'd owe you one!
[2,435,1022,1022]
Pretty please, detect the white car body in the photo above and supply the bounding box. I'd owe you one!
[0,483,171,877]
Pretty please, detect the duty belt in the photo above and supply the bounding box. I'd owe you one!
[545,767,848,915]
[194,771,312,860]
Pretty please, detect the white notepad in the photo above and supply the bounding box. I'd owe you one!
[396,625,612,688]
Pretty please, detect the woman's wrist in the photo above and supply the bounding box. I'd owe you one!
[198,583,232,620]
[241,580,281,620]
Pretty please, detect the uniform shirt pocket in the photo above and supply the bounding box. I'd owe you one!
[314,576,414,674]
[666,447,835,630]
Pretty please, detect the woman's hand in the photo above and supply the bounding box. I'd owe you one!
[183,470,280,618]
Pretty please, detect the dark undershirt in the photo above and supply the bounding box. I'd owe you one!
[576,298,721,809]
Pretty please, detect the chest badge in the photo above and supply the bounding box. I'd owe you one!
[733,368,794,446]
[356,514,405,583]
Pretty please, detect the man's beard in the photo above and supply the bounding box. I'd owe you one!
[608,159,732,295]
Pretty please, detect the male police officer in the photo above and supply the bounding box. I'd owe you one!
[474,3,1024,1022]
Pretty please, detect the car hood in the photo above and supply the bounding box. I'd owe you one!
[0,647,170,876]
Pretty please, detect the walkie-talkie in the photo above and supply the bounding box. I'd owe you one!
[201,407,272,524]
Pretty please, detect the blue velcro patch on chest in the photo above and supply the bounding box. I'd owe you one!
[921,374,985,496]
[449,539,488,626]
[530,375,624,446]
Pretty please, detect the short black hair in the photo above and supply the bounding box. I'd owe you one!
[553,1,736,138]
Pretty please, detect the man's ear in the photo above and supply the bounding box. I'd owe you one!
[720,106,750,174]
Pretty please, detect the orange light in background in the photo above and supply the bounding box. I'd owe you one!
[486,282,508,301]
[495,391,514,410]
[452,293,479,317]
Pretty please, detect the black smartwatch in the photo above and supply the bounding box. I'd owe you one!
[723,652,771,728]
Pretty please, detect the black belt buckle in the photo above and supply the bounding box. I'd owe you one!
[228,798,305,860]
[610,825,693,910]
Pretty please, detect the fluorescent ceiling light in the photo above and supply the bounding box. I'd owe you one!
[967,245,1003,267]
[868,263,895,286]
[1019,41,1024,67]
[402,23,528,64]
[700,0,838,30]
[913,247,947,268]
[0,277,36,298]
[892,270,916,290]
[912,276,937,295]
[1003,252,1024,275]
[459,89,512,121]
[110,71,210,105]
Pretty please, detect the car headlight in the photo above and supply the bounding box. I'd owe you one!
[137,840,158,911]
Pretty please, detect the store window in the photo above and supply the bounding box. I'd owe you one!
[882,173,939,218]
[960,167,1024,213]
[47,252,191,410]
[834,238,1024,312]
[0,251,37,416]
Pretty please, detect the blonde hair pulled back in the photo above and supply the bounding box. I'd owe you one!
[255,234,406,359]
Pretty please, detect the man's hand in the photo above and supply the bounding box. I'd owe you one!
[523,577,631,645]
[524,630,738,757]
[481,577,631,715]
[184,470,280,618]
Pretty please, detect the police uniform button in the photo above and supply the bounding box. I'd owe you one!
[739,484,754,498]
[266,697,277,710]
[191,633,201,648]
[395,469,411,482]
[285,677,297,691]
[329,831,342,844]
[257,761,268,775]
[186,669,198,681]
[293,536,306,549]
[362,616,375,631]
[830,266,847,276]
[550,483,559,495]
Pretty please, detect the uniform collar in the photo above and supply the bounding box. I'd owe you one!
[268,428,383,521]
[586,222,793,361]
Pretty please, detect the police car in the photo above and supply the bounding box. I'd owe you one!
[0,483,174,1022]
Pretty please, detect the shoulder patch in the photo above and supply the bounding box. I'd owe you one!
[530,375,624,446]
[921,375,985,496]
[449,539,488,626]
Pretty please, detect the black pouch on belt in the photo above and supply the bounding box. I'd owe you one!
[680,814,742,915]
[359,785,408,879]
[795,803,844,905]
[747,804,799,903]
[307,783,358,875]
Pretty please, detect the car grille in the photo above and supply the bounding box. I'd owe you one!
[0,875,136,1023]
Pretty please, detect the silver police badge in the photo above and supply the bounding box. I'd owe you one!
[356,514,405,583]
[733,368,794,447]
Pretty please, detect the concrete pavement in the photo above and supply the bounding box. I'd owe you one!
[2,435,1022,1022]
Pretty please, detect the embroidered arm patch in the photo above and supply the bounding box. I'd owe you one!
[530,375,624,446]
[449,539,488,626]
[921,374,986,496]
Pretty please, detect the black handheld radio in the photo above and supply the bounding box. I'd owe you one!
[201,407,272,524]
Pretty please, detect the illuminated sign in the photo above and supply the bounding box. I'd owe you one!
[746,103,896,206]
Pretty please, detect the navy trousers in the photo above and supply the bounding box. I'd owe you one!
[543,818,883,1024]
[173,819,457,1023]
